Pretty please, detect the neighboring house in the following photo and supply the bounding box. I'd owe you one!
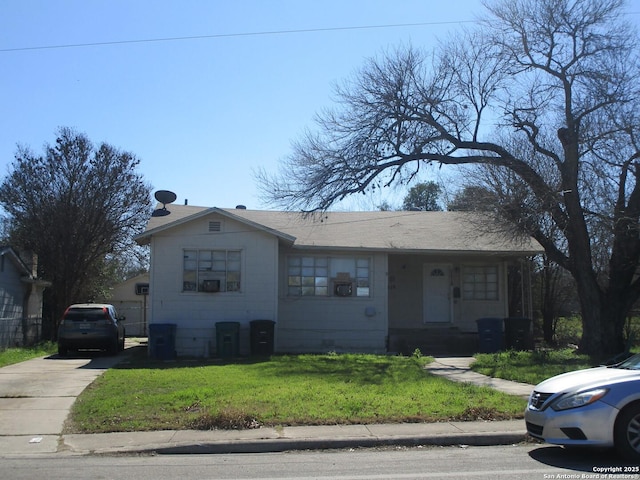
[100,273,150,337]
[134,205,542,357]
[0,247,51,348]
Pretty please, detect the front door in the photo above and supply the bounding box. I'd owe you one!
[423,264,452,323]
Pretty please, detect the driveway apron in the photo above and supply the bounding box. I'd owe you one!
[0,353,122,453]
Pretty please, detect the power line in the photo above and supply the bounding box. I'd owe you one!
[0,20,474,53]
[3,11,638,54]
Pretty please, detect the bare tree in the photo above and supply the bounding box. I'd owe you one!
[0,127,152,338]
[257,0,640,355]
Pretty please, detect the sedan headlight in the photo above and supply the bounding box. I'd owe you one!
[551,388,609,411]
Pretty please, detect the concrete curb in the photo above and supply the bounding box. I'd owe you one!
[60,421,529,455]
[150,433,528,455]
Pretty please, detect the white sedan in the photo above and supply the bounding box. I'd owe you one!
[525,354,640,460]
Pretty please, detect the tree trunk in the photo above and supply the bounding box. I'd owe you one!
[578,279,626,356]
[540,256,555,344]
[541,308,554,344]
[573,260,605,355]
[600,291,629,354]
[577,285,603,355]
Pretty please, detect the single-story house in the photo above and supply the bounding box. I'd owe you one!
[134,204,542,357]
[0,247,51,348]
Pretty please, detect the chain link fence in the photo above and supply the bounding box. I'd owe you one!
[0,316,43,349]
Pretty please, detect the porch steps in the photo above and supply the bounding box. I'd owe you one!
[388,328,478,356]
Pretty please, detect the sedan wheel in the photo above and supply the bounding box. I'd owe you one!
[615,403,640,460]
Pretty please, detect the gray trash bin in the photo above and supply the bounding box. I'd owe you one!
[216,321,240,358]
[504,317,533,350]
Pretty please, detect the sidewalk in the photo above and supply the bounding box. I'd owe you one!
[58,419,528,456]
[0,355,535,456]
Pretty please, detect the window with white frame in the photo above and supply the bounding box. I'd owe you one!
[183,249,241,293]
[462,265,498,300]
[287,255,370,297]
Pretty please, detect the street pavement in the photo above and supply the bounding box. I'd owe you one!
[0,346,535,456]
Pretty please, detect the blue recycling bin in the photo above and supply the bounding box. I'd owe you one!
[476,318,504,353]
[149,323,177,360]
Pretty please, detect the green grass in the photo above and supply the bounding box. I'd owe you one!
[66,349,527,433]
[471,349,596,385]
[0,342,57,367]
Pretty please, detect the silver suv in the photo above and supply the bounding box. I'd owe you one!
[57,303,126,356]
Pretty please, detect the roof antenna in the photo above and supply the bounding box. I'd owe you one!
[152,190,177,217]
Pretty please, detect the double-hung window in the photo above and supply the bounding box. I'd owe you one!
[462,265,498,300]
[287,256,328,296]
[183,249,241,293]
[287,255,370,297]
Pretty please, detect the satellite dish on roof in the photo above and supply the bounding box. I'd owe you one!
[152,190,177,217]
[155,190,177,204]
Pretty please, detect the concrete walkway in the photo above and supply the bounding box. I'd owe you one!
[0,352,535,456]
[424,357,534,398]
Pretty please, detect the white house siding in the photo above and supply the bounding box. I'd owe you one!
[148,213,279,357]
[388,254,424,329]
[388,254,510,332]
[276,249,388,353]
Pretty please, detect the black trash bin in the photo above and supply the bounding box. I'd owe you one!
[250,320,275,356]
[148,323,177,360]
[504,317,533,351]
[476,318,504,353]
[216,321,240,358]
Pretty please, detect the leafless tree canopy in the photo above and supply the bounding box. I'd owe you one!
[0,127,153,335]
[258,0,640,354]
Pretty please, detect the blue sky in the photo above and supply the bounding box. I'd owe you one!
[1,1,638,210]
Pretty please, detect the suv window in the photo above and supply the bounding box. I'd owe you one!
[65,308,110,322]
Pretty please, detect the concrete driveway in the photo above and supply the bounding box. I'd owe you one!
[0,346,134,455]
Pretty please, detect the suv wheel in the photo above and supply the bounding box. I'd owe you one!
[107,337,119,356]
[58,343,68,357]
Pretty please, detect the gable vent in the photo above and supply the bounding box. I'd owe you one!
[208,221,222,232]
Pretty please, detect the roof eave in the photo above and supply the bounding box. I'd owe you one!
[134,207,297,245]
[216,209,296,243]
[287,245,542,255]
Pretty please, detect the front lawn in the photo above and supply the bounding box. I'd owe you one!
[66,350,527,433]
[0,342,57,367]
[471,349,596,385]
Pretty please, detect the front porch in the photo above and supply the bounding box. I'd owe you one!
[386,254,533,356]
[388,327,479,356]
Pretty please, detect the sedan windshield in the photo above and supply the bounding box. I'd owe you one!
[617,354,640,370]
